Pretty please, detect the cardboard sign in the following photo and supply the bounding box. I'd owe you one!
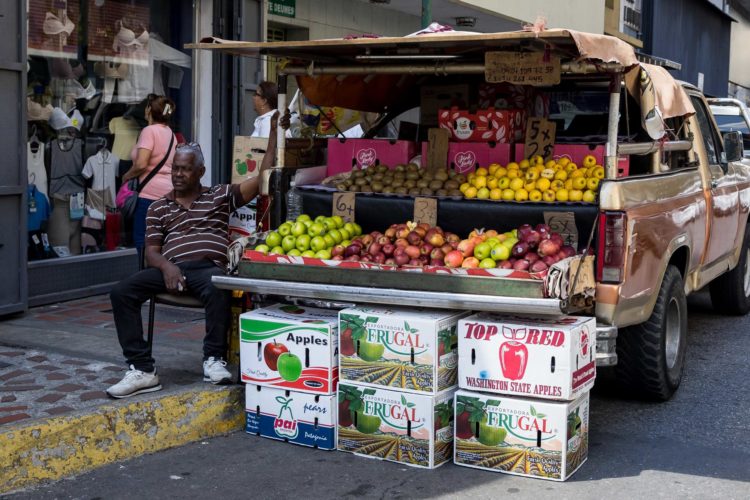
[426,128,450,170]
[543,211,579,248]
[332,192,355,223]
[485,51,561,86]
[232,136,267,184]
[524,117,557,161]
[413,197,438,228]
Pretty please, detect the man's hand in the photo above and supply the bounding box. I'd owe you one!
[161,262,186,293]
[279,109,292,131]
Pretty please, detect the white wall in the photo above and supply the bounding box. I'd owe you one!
[457,0,605,34]
[268,0,422,39]
[729,6,750,90]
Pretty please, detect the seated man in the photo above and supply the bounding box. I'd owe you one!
[107,127,276,398]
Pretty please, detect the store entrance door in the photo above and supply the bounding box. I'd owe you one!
[0,1,27,315]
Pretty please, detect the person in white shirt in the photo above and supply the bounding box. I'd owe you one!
[250,81,279,138]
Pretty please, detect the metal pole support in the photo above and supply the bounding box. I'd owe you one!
[606,75,623,179]
[276,75,287,169]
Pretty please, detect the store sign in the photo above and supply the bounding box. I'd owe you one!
[269,0,296,18]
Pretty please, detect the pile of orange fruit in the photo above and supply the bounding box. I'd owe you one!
[459,154,604,203]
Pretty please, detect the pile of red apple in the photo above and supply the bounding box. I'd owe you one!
[328,221,577,273]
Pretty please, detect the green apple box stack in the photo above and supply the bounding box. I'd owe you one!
[239,303,340,449]
[337,306,468,468]
[453,313,597,481]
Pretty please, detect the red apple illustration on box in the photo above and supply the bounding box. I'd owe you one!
[264,341,289,371]
[234,154,257,176]
[499,341,528,380]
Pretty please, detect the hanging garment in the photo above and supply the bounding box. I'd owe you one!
[28,141,48,199]
[82,148,119,205]
[49,138,84,196]
[27,184,51,232]
[110,23,151,103]
[42,12,75,37]
[109,116,141,160]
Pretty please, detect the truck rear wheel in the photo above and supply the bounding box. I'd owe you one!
[709,228,750,315]
[616,265,687,401]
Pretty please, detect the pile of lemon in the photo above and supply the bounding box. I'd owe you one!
[459,154,605,203]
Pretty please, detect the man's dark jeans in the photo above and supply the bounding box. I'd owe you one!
[110,260,230,372]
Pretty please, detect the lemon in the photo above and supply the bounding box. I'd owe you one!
[509,177,525,191]
[501,188,515,201]
[515,188,529,202]
[464,186,478,199]
[556,189,569,202]
[489,188,503,200]
[569,189,584,202]
[536,178,551,191]
[477,187,490,199]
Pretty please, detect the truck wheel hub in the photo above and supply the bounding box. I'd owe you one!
[665,296,682,370]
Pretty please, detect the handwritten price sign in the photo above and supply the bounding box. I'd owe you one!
[413,197,438,227]
[485,51,561,86]
[524,117,556,161]
[332,192,356,223]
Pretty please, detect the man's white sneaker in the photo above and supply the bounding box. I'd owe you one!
[106,365,162,399]
[203,357,232,384]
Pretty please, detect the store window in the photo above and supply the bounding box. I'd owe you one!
[26,0,192,260]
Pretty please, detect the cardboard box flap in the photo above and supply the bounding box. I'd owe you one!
[242,303,339,324]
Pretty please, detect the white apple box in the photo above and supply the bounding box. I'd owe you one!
[337,382,456,469]
[245,384,337,450]
[240,303,339,395]
[453,389,590,481]
[457,313,596,401]
[339,306,469,394]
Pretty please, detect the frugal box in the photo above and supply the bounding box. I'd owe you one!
[339,306,467,394]
[453,390,590,481]
[458,313,596,401]
[240,303,339,394]
[245,384,336,449]
[338,382,455,469]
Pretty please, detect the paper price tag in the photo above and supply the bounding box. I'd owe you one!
[524,117,556,161]
[332,192,356,223]
[413,197,438,227]
[485,51,561,86]
[543,211,578,248]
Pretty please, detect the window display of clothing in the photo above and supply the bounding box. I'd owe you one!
[27,184,51,232]
[49,137,84,196]
[83,148,119,204]
[28,141,48,200]
[109,116,141,160]
[48,195,82,255]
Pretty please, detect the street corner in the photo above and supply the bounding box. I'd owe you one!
[0,383,245,494]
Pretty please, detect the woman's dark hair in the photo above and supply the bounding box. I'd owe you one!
[258,81,278,110]
[148,95,176,124]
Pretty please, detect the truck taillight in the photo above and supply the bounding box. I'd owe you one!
[597,211,626,283]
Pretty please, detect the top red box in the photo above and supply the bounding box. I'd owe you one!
[439,107,526,143]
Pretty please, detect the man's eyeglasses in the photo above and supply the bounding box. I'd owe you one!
[254,90,264,98]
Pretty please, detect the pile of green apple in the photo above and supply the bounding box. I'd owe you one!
[254,214,363,259]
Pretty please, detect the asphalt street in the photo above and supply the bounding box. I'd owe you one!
[7,291,750,499]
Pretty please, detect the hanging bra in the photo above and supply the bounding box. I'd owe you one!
[42,12,75,36]
[114,22,149,47]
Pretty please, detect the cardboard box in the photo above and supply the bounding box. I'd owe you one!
[439,107,525,143]
[419,142,513,173]
[326,138,418,176]
[231,136,266,184]
[337,382,455,469]
[458,313,596,401]
[420,84,471,127]
[228,200,257,240]
[245,384,337,449]
[514,143,630,176]
[240,303,339,394]
[339,306,467,394]
[453,390,589,481]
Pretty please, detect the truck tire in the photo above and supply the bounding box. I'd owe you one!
[709,228,750,315]
[615,265,687,401]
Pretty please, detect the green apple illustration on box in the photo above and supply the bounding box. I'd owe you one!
[340,314,383,361]
[567,407,582,440]
[477,399,508,447]
[339,384,381,433]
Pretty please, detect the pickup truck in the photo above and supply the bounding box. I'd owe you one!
[192,29,750,400]
[708,97,750,158]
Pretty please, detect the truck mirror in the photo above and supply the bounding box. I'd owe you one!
[723,131,743,162]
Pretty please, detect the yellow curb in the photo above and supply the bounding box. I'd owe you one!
[0,385,245,494]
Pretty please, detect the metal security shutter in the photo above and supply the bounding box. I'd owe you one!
[0,1,27,315]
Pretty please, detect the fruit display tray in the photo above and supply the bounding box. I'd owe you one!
[239,250,546,298]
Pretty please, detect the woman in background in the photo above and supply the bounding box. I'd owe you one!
[123,94,176,258]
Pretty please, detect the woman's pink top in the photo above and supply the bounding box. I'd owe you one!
[132,124,175,200]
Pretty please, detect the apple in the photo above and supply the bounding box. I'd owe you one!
[331,244,346,257]
[474,242,492,260]
[384,257,397,266]
[394,238,409,248]
[430,248,445,261]
[358,340,384,361]
[368,242,382,256]
[535,223,551,237]
[315,249,332,260]
[407,258,422,266]
[524,230,542,248]
[301,250,316,258]
[265,231,282,248]
[455,411,475,439]
[373,252,386,264]
[445,250,464,268]
[490,244,510,261]
[407,231,423,246]
[543,255,559,267]
[308,222,325,237]
[355,412,381,434]
[430,258,445,266]
[340,327,356,356]
[394,253,410,266]
[511,241,529,258]
[328,229,343,244]
[338,399,353,427]
[281,235,297,253]
[344,243,362,258]
[526,253,540,264]
[513,259,530,271]
[405,245,421,259]
[395,225,410,239]
[254,244,270,255]
[530,260,549,273]
[287,249,302,257]
[360,255,372,263]
[276,353,302,382]
[498,260,513,269]
[517,223,533,241]
[310,236,327,253]
[332,255,344,261]
[384,226,397,239]
[420,243,433,257]
[377,235,390,246]
[263,341,289,370]
[479,258,496,269]
[277,222,292,236]
[425,229,445,247]
[560,245,577,258]
[538,238,561,257]
[291,221,307,237]
[440,243,453,255]
[346,254,361,262]
[360,234,374,247]
[457,239,475,258]
[445,232,460,244]
[477,416,507,446]
[382,243,395,256]
[550,233,565,246]
[295,234,312,252]
[462,257,480,269]
[414,226,427,238]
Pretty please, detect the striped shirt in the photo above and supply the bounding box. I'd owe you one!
[145,184,244,267]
